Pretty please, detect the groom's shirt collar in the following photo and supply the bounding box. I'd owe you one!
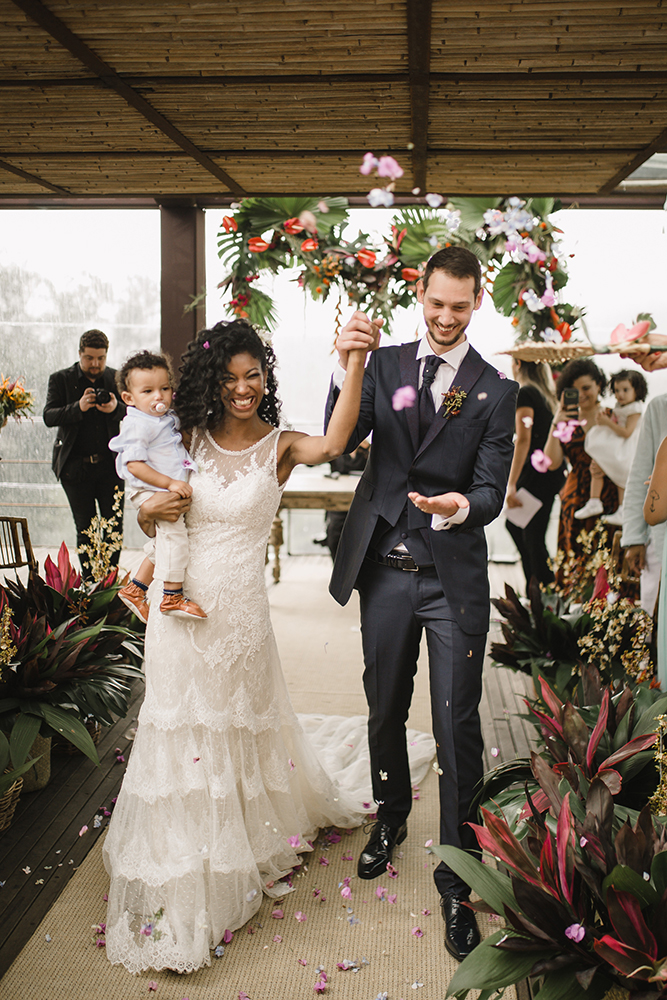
[416,335,470,374]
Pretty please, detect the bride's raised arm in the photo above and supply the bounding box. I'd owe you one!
[277,340,374,480]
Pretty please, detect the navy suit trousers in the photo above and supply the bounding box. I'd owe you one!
[356,558,486,897]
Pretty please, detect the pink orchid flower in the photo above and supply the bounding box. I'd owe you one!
[565,923,585,943]
[377,155,404,179]
[412,927,424,937]
[359,152,378,175]
[530,449,552,473]
[392,385,417,411]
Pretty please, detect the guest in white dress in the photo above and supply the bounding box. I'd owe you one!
[574,369,647,527]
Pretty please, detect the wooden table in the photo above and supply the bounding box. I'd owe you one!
[268,472,358,582]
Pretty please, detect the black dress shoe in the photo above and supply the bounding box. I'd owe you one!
[440,893,481,962]
[357,821,408,880]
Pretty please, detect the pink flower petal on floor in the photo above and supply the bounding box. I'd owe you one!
[342,853,353,861]
[273,934,282,942]
[424,839,433,848]
[78,826,88,837]
[295,911,307,922]
[387,894,397,904]
[376,886,386,899]
[341,886,352,899]
[298,958,308,965]
[147,982,158,992]
[421,908,431,915]
[319,857,330,866]
[288,758,295,770]
[392,385,417,411]
[386,863,398,878]
[412,927,424,938]
[223,929,233,943]
[271,909,284,919]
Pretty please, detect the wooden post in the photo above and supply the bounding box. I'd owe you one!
[159,203,206,364]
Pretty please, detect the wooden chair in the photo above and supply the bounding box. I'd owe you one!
[0,516,37,574]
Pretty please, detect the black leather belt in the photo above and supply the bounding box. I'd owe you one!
[82,454,102,464]
[366,549,420,572]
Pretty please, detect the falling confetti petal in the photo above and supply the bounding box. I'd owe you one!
[424,839,433,848]
[491,747,500,758]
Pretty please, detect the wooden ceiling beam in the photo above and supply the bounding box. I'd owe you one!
[599,123,667,194]
[0,157,70,193]
[4,70,667,88]
[407,0,432,193]
[0,147,641,159]
[9,0,246,196]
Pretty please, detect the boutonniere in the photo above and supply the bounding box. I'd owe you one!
[441,385,467,417]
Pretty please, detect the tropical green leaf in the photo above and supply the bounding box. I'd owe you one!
[532,967,610,1000]
[651,850,667,897]
[602,864,659,907]
[431,844,520,916]
[9,712,42,768]
[446,930,554,997]
[448,197,502,233]
[491,262,524,316]
[36,704,100,765]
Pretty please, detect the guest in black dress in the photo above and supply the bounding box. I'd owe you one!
[505,359,565,588]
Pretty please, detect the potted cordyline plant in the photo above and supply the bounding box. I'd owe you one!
[435,676,667,999]
[0,543,144,789]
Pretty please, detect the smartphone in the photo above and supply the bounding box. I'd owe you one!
[562,387,579,413]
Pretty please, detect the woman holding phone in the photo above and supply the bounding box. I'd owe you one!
[543,359,618,591]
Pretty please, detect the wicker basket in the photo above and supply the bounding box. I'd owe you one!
[500,341,661,364]
[52,719,102,755]
[21,734,52,792]
[0,774,23,833]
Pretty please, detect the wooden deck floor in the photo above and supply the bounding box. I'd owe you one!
[0,555,533,981]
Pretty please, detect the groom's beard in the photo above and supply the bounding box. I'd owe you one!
[424,318,469,350]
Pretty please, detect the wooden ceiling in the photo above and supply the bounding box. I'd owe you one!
[1,0,666,205]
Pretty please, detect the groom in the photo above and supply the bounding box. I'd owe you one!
[325,246,517,961]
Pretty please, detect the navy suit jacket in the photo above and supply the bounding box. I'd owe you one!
[325,341,518,635]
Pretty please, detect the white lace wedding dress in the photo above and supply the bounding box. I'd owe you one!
[103,427,435,973]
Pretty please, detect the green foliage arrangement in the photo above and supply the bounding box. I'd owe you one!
[437,673,667,999]
[213,195,581,341]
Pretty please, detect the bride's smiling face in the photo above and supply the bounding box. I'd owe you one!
[219,352,266,419]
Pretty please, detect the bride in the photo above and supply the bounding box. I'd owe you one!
[103,319,433,973]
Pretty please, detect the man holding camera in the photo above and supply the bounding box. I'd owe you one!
[44,329,126,579]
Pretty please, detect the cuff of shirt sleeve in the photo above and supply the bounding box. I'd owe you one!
[332,363,347,391]
[431,504,470,531]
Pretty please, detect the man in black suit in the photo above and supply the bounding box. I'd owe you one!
[43,329,126,579]
[325,247,517,961]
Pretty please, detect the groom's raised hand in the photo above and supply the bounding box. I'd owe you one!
[336,311,383,369]
[408,491,470,518]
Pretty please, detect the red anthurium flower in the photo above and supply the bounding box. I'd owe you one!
[401,268,421,282]
[284,217,305,235]
[222,215,238,233]
[357,248,377,269]
[248,237,270,252]
[300,238,318,252]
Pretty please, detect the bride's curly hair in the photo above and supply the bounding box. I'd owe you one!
[174,320,282,431]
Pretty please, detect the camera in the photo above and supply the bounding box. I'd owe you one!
[94,388,111,405]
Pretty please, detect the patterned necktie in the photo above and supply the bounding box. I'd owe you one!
[418,355,443,443]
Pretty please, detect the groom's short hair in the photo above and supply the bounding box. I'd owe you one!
[423,246,481,298]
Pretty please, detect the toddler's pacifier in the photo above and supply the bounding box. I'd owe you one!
[151,401,167,414]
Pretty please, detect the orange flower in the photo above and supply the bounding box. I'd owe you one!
[248,237,270,253]
[283,217,305,235]
[222,215,238,233]
[511,317,519,326]
[401,268,421,282]
[300,238,318,252]
[356,248,376,269]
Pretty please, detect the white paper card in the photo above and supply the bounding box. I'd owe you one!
[503,488,543,529]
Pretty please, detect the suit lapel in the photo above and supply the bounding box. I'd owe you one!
[399,341,420,452]
[416,345,487,456]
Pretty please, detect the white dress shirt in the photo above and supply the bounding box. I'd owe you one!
[333,335,471,532]
[109,406,194,491]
